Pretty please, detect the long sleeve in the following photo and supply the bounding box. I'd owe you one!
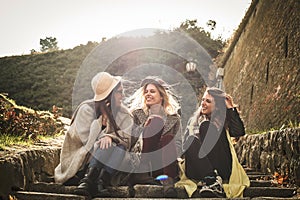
[226,108,246,137]
[174,120,183,158]
[55,101,99,183]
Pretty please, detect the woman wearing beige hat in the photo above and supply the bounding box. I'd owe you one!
[54,72,140,197]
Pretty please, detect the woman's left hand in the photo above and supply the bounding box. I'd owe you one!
[97,135,112,149]
[225,94,234,109]
[144,114,163,126]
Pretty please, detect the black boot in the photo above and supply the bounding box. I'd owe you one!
[94,169,110,197]
[130,172,159,185]
[162,177,177,198]
[130,161,159,185]
[74,167,100,196]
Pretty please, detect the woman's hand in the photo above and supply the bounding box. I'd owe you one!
[144,115,164,126]
[97,135,112,149]
[145,104,165,126]
[225,94,235,109]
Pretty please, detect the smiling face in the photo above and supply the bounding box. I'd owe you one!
[201,91,215,116]
[143,83,163,107]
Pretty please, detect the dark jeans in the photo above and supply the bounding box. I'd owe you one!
[185,135,215,180]
[184,134,232,181]
[89,144,126,174]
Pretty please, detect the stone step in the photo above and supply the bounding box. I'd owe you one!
[243,166,257,172]
[13,191,87,200]
[26,182,133,197]
[8,191,252,200]
[133,185,297,199]
[28,179,275,193]
[243,187,297,198]
[12,189,250,200]
[250,180,273,187]
[27,182,77,194]
[93,198,250,200]
[11,190,299,200]
[24,182,297,199]
[248,174,273,180]
[247,171,268,175]
[251,198,300,200]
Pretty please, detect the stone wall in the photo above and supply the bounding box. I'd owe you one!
[219,0,300,131]
[0,147,60,198]
[235,128,300,186]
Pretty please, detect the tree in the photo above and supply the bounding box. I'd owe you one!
[40,37,59,52]
[207,20,216,30]
[176,19,224,58]
[30,49,37,54]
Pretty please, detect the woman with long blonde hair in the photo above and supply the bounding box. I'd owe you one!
[128,76,182,198]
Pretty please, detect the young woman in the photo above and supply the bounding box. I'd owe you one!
[54,72,140,197]
[179,87,249,198]
[128,76,183,197]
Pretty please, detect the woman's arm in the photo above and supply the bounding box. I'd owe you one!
[71,103,96,143]
[226,108,246,137]
[225,94,246,137]
[174,119,183,158]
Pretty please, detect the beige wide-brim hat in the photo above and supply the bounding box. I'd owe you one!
[91,72,121,101]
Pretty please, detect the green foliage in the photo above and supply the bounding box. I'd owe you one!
[40,37,59,52]
[287,120,300,129]
[207,20,217,30]
[0,93,65,143]
[176,19,225,58]
[0,134,30,150]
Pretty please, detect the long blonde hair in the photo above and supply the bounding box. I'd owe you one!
[128,76,180,116]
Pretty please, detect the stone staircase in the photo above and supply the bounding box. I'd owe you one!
[11,167,299,200]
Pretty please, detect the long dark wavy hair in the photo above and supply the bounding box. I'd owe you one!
[189,87,227,130]
[94,82,122,136]
[206,87,227,130]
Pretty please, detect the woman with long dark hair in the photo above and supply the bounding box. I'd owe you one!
[178,87,249,198]
[54,72,140,197]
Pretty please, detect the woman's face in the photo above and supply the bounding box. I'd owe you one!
[113,85,123,108]
[144,83,163,107]
[201,91,215,116]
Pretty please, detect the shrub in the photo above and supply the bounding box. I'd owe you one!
[0,93,64,141]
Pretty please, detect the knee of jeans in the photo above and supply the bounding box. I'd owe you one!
[117,144,126,150]
[113,145,126,157]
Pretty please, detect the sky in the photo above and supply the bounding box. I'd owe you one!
[0,0,251,58]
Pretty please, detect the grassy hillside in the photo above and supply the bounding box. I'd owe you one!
[0,28,223,118]
[0,42,98,117]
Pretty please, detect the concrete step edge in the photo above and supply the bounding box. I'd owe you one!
[13,191,87,200]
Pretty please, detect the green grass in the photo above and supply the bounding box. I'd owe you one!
[0,134,32,150]
[0,131,64,151]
